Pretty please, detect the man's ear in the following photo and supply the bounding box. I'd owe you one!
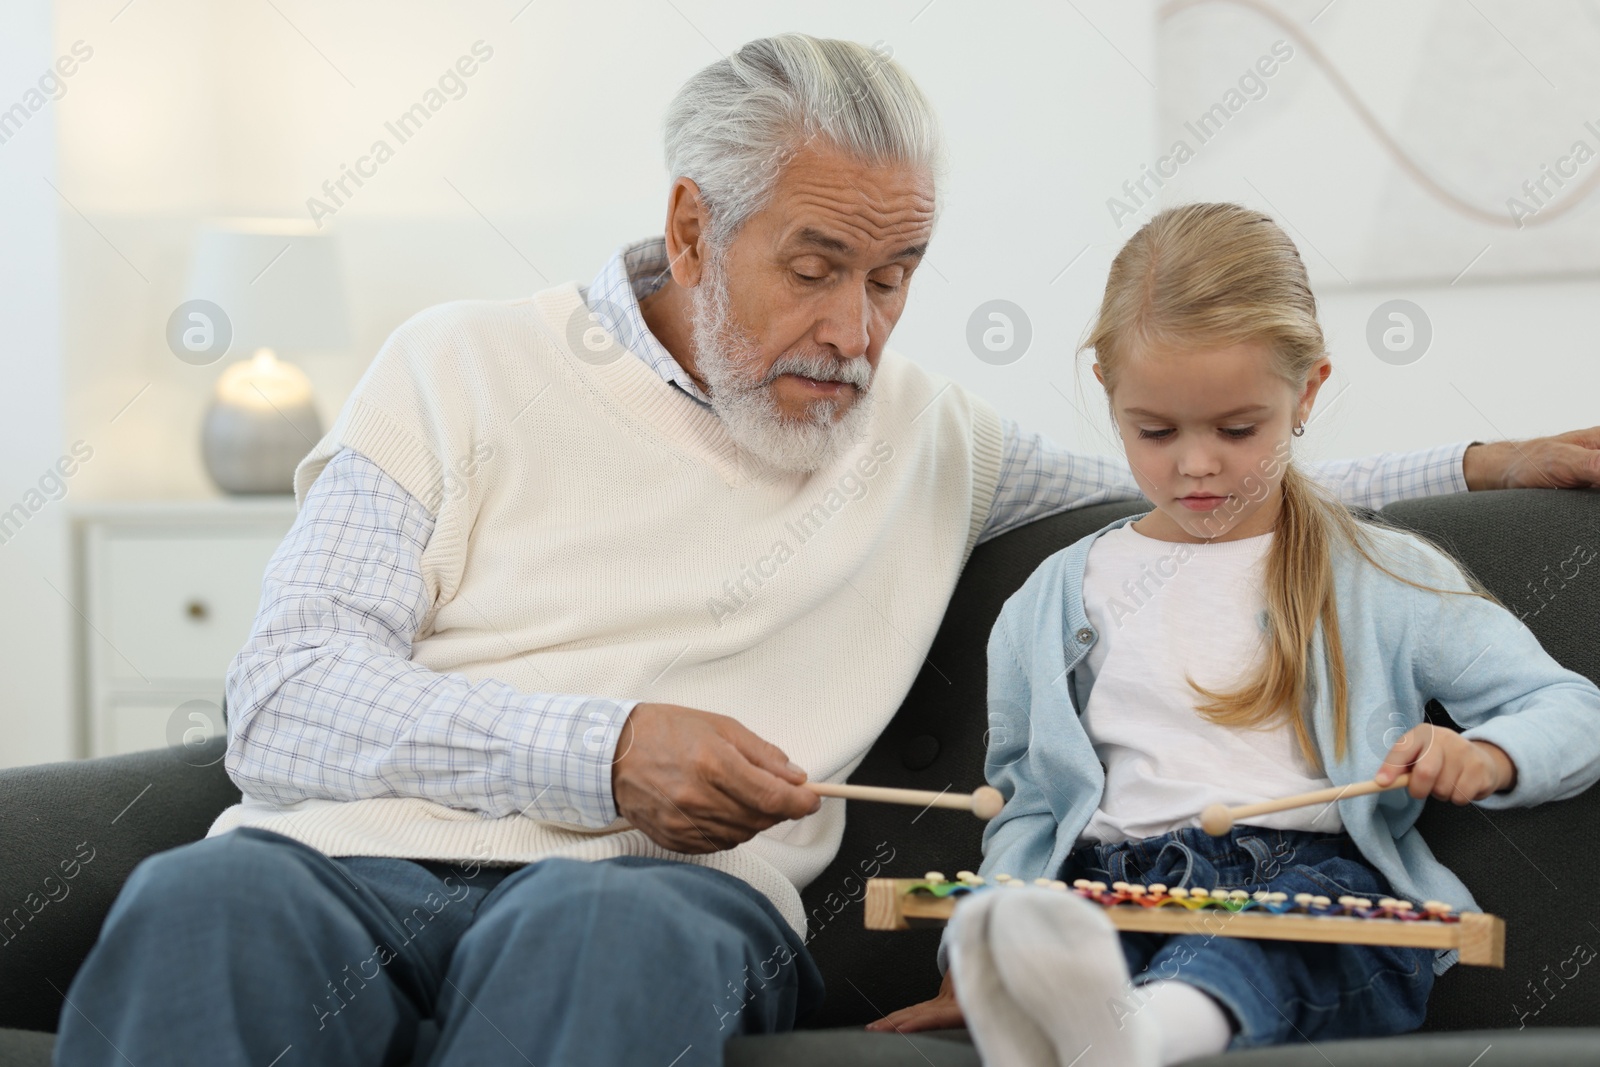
[663,177,709,288]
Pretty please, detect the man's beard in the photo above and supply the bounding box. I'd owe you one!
[689,248,876,474]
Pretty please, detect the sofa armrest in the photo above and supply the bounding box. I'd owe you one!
[0,738,239,1033]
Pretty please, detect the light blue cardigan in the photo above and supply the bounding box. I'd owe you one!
[942,510,1600,976]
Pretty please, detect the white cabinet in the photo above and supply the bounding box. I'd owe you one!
[72,500,297,757]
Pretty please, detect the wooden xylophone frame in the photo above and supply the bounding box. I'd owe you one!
[863,878,1505,967]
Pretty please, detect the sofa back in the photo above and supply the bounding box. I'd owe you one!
[799,488,1600,1033]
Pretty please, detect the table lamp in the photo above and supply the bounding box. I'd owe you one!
[181,218,350,494]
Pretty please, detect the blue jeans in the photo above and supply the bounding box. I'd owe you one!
[1062,826,1434,1050]
[54,827,823,1066]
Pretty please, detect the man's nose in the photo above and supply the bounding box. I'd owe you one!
[813,280,872,358]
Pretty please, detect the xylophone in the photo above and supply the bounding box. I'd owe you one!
[827,775,1503,965]
[864,872,1506,967]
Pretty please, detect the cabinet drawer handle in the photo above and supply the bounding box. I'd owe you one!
[185,599,209,621]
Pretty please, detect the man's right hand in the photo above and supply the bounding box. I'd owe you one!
[610,702,822,854]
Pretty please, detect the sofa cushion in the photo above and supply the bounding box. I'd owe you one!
[727,1027,1600,1066]
[0,1028,53,1067]
[5,1023,1597,1066]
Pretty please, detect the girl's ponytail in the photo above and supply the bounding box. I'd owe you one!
[1186,462,1348,768]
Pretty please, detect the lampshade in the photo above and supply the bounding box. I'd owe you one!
[181,217,349,354]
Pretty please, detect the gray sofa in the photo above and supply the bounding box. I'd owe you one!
[3,489,1599,1066]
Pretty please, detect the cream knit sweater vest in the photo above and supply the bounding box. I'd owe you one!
[209,283,1004,935]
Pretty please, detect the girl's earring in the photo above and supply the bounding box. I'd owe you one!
[1292,422,1306,437]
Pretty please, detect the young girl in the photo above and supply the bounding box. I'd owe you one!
[869,202,1600,1065]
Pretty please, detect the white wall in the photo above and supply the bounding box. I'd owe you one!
[1150,0,1600,470]
[50,0,1596,505]
[0,0,73,766]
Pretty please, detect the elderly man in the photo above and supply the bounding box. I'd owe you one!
[57,32,1600,1067]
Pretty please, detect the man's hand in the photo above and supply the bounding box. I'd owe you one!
[1376,723,1516,803]
[610,702,821,854]
[866,970,964,1033]
[1464,428,1600,491]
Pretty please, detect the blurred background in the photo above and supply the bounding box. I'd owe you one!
[1,0,1596,768]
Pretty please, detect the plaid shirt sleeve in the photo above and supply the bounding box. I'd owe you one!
[979,419,1473,544]
[223,446,633,827]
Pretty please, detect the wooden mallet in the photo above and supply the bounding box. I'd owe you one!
[1200,774,1412,836]
[804,781,1005,819]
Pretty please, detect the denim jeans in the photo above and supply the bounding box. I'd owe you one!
[54,827,823,1066]
[1061,825,1435,1050]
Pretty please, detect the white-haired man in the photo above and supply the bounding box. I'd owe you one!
[57,33,1600,1067]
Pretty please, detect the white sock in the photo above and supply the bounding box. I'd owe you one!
[1138,980,1234,1066]
[949,889,1059,1067]
[952,886,1160,1067]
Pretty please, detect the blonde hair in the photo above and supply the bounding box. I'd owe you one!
[1083,202,1501,770]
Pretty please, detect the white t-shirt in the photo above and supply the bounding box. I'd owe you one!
[1075,522,1343,844]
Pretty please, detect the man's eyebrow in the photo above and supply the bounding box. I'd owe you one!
[790,227,927,260]
[1122,404,1273,420]
[793,227,853,254]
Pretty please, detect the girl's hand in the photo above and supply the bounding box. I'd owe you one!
[1376,724,1517,803]
[865,970,964,1033]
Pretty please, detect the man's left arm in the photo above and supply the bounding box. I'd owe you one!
[1456,428,1600,493]
[1304,440,1470,511]
[977,420,1147,544]
[980,422,1600,543]
[1306,427,1600,507]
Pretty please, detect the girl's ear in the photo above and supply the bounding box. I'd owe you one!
[1297,357,1333,421]
[1092,362,1105,387]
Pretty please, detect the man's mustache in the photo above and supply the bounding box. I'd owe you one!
[761,351,873,391]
